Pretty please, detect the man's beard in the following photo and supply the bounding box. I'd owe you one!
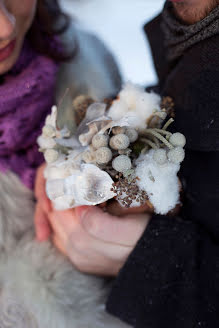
[173,0,218,24]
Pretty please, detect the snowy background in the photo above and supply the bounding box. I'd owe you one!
[60,0,164,86]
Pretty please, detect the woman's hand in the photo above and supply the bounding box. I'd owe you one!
[34,163,52,241]
[47,206,151,276]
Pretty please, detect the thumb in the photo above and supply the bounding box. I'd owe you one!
[76,206,150,246]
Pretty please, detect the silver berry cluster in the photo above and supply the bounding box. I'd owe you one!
[81,126,139,173]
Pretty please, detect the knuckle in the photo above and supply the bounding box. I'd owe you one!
[70,253,86,272]
[84,216,99,236]
[70,232,87,252]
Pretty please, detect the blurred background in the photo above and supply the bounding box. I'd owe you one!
[60,0,164,86]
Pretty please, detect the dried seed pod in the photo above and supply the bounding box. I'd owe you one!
[169,133,186,147]
[112,126,126,135]
[42,124,56,138]
[110,134,130,150]
[79,122,98,146]
[92,134,109,149]
[82,150,96,163]
[168,147,185,164]
[118,148,132,155]
[37,135,56,149]
[95,147,112,164]
[112,155,132,173]
[125,128,138,143]
[73,95,94,126]
[44,149,59,163]
[153,149,167,165]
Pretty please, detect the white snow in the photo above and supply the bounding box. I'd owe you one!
[135,150,180,214]
[60,0,164,85]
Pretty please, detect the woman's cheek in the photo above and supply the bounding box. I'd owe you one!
[12,0,37,32]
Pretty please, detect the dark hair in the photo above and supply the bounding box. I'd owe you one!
[27,0,75,62]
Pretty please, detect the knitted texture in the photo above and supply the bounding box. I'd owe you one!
[162,2,219,60]
[0,40,58,189]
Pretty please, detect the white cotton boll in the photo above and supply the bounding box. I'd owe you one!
[95,147,112,164]
[169,133,186,147]
[44,149,59,163]
[168,147,185,164]
[135,91,161,128]
[119,82,142,107]
[108,98,128,121]
[136,149,180,214]
[92,134,109,149]
[153,149,167,165]
[110,134,130,150]
[112,155,132,173]
[108,83,161,130]
[125,128,138,143]
[37,135,56,149]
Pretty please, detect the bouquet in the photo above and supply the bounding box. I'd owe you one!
[37,83,186,215]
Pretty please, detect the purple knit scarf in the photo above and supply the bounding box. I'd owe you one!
[0,40,59,189]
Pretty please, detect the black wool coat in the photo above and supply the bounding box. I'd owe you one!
[106,13,219,328]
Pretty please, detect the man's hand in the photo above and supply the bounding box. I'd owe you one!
[34,163,52,241]
[47,206,151,276]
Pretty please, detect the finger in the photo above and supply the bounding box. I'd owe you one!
[76,206,150,246]
[47,209,77,243]
[66,223,130,266]
[106,200,153,216]
[52,234,68,257]
[34,163,46,199]
[34,164,52,213]
[34,203,51,242]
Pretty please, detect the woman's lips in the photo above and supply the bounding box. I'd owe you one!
[0,39,16,63]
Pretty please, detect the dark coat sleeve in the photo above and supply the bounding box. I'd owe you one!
[106,69,219,327]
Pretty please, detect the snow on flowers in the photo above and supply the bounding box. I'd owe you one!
[37,83,186,214]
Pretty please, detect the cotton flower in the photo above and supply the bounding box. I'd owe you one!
[108,83,161,129]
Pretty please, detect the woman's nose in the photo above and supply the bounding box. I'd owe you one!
[0,2,16,41]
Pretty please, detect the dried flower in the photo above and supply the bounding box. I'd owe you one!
[112,126,126,135]
[44,149,59,163]
[82,150,96,163]
[92,134,109,149]
[110,134,130,150]
[168,147,185,163]
[125,128,138,143]
[112,155,132,173]
[42,124,56,138]
[95,147,112,164]
[111,176,148,208]
[169,133,186,147]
